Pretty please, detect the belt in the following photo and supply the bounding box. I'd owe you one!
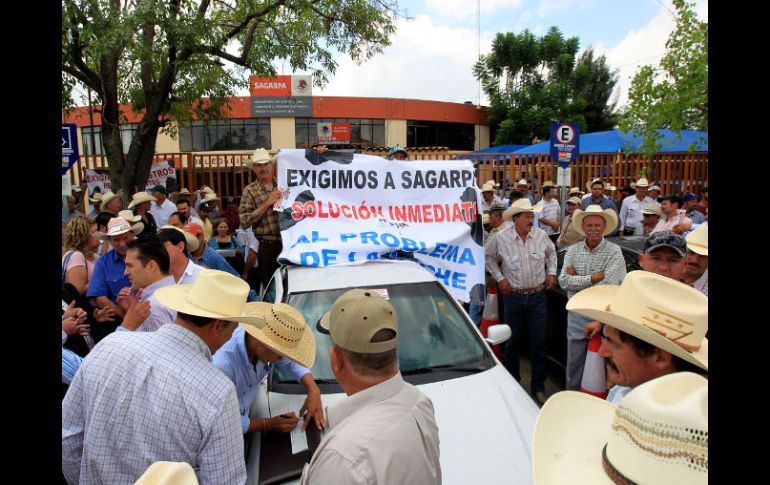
[510,283,545,296]
[256,235,280,242]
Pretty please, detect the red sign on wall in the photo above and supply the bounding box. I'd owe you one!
[317,122,351,144]
[249,75,293,96]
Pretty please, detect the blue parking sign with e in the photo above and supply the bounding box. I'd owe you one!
[62,124,80,175]
[549,122,580,169]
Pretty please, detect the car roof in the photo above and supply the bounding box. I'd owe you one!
[285,260,438,293]
[605,235,646,253]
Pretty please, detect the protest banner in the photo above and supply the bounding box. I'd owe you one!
[275,149,484,301]
[85,160,175,196]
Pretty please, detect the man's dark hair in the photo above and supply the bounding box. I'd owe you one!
[542,186,552,196]
[508,190,523,201]
[126,237,170,274]
[176,199,190,208]
[158,228,190,255]
[617,329,705,374]
[170,211,188,224]
[95,211,115,230]
[176,311,216,328]
[591,180,604,189]
[335,329,397,377]
[661,195,682,208]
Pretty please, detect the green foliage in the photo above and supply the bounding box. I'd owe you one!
[619,0,707,154]
[62,0,401,192]
[474,26,618,145]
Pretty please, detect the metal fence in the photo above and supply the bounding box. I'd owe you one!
[69,150,708,199]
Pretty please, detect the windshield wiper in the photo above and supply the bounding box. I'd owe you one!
[402,362,487,375]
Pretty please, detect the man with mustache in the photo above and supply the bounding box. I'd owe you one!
[485,199,557,405]
[682,224,708,296]
[558,205,626,391]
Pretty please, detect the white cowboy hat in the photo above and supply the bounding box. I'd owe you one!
[567,187,584,196]
[641,203,662,216]
[503,198,542,221]
[178,188,192,195]
[99,191,120,212]
[566,270,708,370]
[484,179,500,189]
[517,178,529,187]
[246,147,274,167]
[533,372,707,485]
[606,185,617,192]
[481,213,490,225]
[118,210,142,223]
[566,197,582,205]
[541,181,557,189]
[89,192,103,204]
[237,302,316,368]
[96,217,144,241]
[648,185,661,192]
[685,224,708,256]
[134,461,199,485]
[159,224,200,253]
[127,191,156,209]
[480,181,496,193]
[154,269,265,325]
[586,178,604,192]
[572,205,619,236]
[635,178,650,188]
[201,192,220,204]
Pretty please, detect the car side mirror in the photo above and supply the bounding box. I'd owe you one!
[485,324,511,346]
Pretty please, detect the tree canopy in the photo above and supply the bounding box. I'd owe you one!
[473,26,618,146]
[619,0,707,154]
[62,0,401,195]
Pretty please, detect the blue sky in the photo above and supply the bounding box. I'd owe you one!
[298,0,708,109]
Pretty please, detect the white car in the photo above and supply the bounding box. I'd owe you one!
[245,259,539,485]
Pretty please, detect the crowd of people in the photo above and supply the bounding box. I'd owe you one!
[61,147,707,484]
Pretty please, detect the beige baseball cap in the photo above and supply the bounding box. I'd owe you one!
[318,289,398,353]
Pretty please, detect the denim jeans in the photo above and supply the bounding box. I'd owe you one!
[468,303,484,327]
[501,290,548,393]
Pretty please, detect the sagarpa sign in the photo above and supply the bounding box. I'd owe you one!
[274,149,485,301]
[317,122,351,144]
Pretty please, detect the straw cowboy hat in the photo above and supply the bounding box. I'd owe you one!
[127,191,156,209]
[201,192,220,204]
[481,213,490,225]
[685,224,708,256]
[89,192,103,204]
[532,371,707,485]
[572,205,618,236]
[237,302,316,368]
[641,203,662,216]
[541,181,557,189]
[484,179,500,189]
[96,217,144,241]
[566,197,582,206]
[503,198,542,221]
[99,191,120,212]
[516,178,529,187]
[134,461,199,485]
[566,270,708,370]
[179,188,192,196]
[160,224,200,253]
[585,178,604,192]
[154,269,265,325]
[635,178,650,188]
[480,181,496,193]
[118,210,142,223]
[246,148,274,167]
[567,187,584,197]
[648,185,661,192]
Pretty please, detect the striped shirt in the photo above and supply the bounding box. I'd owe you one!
[213,326,310,433]
[239,179,280,237]
[138,275,177,332]
[558,238,627,299]
[693,269,708,297]
[62,324,246,485]
[485,226,557,289]
[538,198,561,235]
[618,195,656,231]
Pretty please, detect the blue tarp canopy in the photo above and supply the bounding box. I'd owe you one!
[458,144,529,162]
[514,129,708,154]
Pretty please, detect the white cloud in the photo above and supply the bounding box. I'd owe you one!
[536,0,591,18]
[316,15,493,105]
[425,0,524,19]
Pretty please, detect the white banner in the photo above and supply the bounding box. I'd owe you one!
[85,161,174,197]
[275,149,485,301]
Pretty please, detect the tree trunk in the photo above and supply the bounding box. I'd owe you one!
[99,56,126,201]
[123,119,161,195]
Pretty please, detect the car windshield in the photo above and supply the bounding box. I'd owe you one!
[274,281,491,383]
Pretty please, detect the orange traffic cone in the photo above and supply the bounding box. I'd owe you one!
[579,333,608,398]
[480,287,503,359]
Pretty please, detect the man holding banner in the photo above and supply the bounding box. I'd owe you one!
[239,148,283,292]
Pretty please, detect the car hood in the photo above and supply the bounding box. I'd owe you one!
[264,365,538,485]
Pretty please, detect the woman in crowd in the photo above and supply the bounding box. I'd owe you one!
[209,218,245,274]
[62,216,101,296]
[128,191,158,238]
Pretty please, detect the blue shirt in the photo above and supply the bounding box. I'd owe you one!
[86,249,130,302]
[195,246,259,302]
[581,194,618,212]
[62,331,83,385]
[213,326,310,433]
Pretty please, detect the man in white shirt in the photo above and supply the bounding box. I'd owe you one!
[650,195,693,235]
[302,289,441,484]
[536,181,560,237]
[149,185,177,227]
[618,178,655,236]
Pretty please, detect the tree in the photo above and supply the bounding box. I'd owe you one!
[62,0,401,197]
[619,0,707,154]
[473,27,618,146]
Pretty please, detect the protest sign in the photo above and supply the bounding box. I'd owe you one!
[275,149,484,301]
[85,160,175,196]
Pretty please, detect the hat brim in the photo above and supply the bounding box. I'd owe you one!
[97,222,144,241]
[686,240,708,256]
[238,302,316,368]
[153,285,266,325]
[566,285,708,370]
[573,209,618,236]
[533,391,614,485]
[317,311,331,334]
[128,194,156,209]
[99,194,119,212]
[503,204,542,222]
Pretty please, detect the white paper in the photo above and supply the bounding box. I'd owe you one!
[290,417,308,455]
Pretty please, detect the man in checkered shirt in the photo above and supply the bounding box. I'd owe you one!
[62,270,256,484]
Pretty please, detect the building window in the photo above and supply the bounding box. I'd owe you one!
[407,120,475,150]
[295,118,385,147]
[179,118,270,151]
[81,124,140,155]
